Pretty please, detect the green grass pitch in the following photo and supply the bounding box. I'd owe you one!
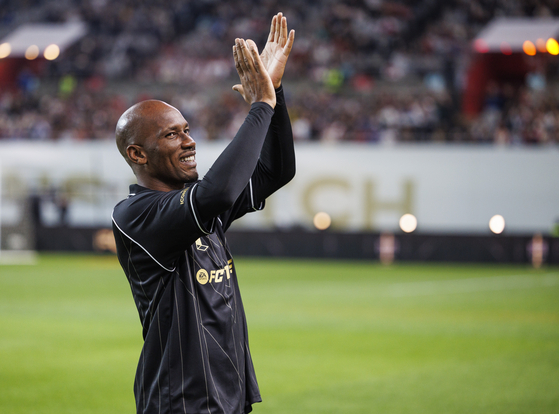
[0,254,558,413]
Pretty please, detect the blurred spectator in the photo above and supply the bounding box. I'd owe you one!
[1,0,559,144]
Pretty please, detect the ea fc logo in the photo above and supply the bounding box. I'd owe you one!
[196,269,209,285]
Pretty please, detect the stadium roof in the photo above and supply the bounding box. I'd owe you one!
[473,17,559,53]
[0,21,86,58]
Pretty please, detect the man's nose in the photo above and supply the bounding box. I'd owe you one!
[181,132,195,147]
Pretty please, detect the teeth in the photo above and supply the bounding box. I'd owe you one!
[181,156,195,162]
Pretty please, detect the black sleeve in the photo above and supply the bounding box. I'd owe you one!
[251,85,296,203]
[215,86,296,231]
[194,102,274,225]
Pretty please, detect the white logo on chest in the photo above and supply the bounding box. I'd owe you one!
[195,238,208,251]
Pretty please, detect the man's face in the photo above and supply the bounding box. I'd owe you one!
[140,105,198,191]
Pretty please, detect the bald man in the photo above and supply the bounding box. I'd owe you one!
[111,14,295,414]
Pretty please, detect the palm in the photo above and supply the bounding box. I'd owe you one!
[260,13,294,88]
[261,28,291,88]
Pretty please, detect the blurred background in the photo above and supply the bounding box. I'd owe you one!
[0,0,559,264]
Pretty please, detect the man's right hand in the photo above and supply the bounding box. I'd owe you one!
[232,38,276,109]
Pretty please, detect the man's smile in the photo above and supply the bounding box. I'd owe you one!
[180,155,195,163]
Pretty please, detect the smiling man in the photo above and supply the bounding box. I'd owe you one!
[111,14,295,414]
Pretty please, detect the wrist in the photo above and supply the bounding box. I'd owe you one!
[263,98,276,109]
[251,100,276,111]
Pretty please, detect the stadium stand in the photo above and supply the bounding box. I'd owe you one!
[1,0,559,143]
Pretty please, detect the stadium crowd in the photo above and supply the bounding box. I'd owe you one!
[1,0,559,143]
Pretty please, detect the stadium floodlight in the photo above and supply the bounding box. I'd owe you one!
[536,38,547,52]
[399,213,417,233]
[489,214,506,234]
[473,17,559,54]
[0,22,86,58]
[24,44,39,60]
[43,44,60,60]
[546,38,559,55]
[473,38,489,53]
[0,42,10,58]
[523,40,536,56]
[313,212,331,230]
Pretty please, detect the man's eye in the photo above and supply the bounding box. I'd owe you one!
[166,132,177,138]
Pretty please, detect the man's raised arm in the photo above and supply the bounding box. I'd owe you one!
[194,38,276,223]
[247,12,297,201]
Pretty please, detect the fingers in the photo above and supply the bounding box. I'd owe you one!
[235,38,265,77]
[268,12,289,45]
[233,44,243,77]
[243,39,260,75]
[234,38,253,75]
[283,29,295,56]
[232,84,244,95]
[246,40,260,68]
[278,13,286,46]
[232,38,275,107]
[267,14,277,44]
[232,40,253,105]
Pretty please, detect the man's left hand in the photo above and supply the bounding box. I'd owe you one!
[260,12,295,89]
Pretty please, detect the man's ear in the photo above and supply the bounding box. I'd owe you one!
[127,144,148,165]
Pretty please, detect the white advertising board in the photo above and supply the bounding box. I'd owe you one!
[0,141,557,234]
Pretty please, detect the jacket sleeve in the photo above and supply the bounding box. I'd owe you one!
[194,102,274,225]
[250,85,296,203]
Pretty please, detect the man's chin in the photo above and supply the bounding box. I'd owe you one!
[184,173,199,184]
